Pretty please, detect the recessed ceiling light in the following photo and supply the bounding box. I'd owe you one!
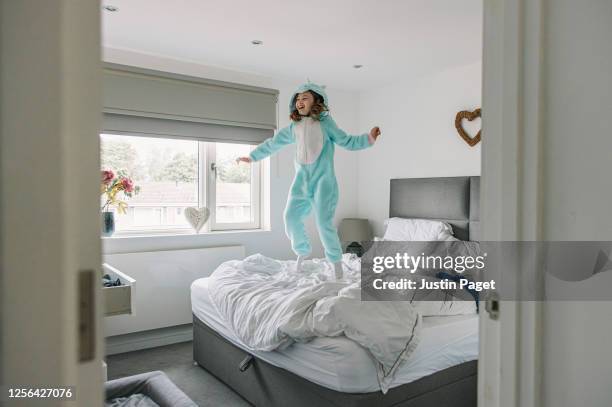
[251,40,263,45]
[353,64,363,69]
[103,5,119,12]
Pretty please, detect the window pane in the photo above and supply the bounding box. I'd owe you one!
[100,134,198,231]
[215,143,254,224]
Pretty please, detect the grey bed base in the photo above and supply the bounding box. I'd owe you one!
[193,314,477,407]
[193,176,480,406]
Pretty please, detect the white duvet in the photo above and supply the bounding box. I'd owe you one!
[207,253,421,393]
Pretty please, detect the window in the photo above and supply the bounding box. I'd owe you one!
[207,143,260,230]
[100,133,261,234]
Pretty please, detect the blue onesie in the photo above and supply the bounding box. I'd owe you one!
[249,83,373,264]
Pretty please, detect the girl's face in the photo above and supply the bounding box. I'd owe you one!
[295,91,315,116]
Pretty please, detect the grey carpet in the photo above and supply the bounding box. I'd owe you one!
[106,341,251,407]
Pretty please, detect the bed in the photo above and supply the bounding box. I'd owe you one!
[192,176,480,407]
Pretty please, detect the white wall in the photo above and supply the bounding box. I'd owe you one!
[356,61,482,235]
[102,48,362,260]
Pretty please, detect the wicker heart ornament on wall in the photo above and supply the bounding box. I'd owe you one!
[455,108,482,147]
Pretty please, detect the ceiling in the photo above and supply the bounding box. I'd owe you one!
[102,0,482,91]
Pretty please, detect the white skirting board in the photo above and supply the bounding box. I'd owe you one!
[105,324,193,356]
[103,245,245,338]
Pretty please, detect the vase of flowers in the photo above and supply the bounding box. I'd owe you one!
[101,169,140,236]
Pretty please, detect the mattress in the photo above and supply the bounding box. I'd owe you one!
[191,277,478,394]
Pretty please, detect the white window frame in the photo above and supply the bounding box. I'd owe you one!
[100,133,262,236]
[206,143,261,231]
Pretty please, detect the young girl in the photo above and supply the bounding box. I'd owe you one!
[237,82,380,279]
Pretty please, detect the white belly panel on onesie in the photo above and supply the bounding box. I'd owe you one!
[294,116,324,164]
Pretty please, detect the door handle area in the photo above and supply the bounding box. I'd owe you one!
[485,292,500,320]
[78,269,96,362]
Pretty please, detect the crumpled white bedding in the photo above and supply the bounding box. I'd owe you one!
[207,253,422,393]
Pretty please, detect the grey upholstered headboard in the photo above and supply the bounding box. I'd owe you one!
[389,176,480,241]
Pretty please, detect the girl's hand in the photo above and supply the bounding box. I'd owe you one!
[369,126,381,143]
[236,156,252,164]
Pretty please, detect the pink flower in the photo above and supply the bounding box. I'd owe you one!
[102,170,114,185]
[121,177,135,193]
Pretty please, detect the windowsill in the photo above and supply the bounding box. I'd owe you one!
[101,226,275,255]
[101,227,271,240]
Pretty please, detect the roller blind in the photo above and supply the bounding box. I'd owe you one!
[102,63,278,144]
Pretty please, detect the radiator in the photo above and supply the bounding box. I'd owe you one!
[103,245,244,337]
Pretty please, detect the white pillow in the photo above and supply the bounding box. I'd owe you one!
[382,218,454,241]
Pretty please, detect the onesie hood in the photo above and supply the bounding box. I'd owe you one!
[289,81,329,114]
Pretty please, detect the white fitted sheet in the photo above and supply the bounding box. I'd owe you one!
[191,277,478,393]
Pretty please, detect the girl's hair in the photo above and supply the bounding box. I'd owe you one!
[290,90,328,122]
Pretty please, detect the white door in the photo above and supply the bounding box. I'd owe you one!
[480,1,612,406]
[481,1,551,406]
[1,1,103,405]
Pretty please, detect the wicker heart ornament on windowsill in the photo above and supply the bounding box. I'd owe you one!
[184,207,210,233]
[455,108,482,147]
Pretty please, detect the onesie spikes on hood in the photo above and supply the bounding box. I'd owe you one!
[289,81,329,114]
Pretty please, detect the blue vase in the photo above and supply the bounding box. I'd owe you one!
[102,211,115,236]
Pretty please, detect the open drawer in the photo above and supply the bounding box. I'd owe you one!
[102,263,136,317]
